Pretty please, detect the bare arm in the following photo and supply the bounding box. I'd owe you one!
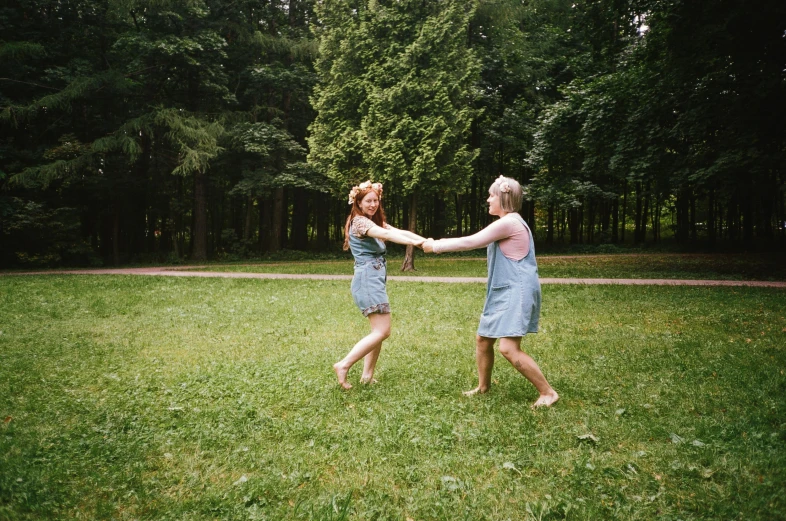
[367,224,426,247]
[385,224,426,243]
[429,217,524,253]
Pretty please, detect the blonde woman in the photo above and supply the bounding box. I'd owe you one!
[424,176,558,407]
[333,181,426,389]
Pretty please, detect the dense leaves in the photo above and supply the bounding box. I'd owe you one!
[1,0,783,267]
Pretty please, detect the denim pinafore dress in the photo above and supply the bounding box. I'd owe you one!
[348,224,390,316]
[477,214,541,338]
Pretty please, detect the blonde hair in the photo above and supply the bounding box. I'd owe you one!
[489,176,523,212]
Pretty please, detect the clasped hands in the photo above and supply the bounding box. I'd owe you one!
[417,238,436,253]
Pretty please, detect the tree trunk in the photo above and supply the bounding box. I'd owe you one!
[269,187,285,252]
[651,193,659,243]
[641,190,650,244]
[258,196,270,252]
[291,188,309,250]
[527,200,536,237]
[432,193,445,240]
[742,189,753,245]
[689,192,696,243]
[316,193,330,249]
[779,179,785,247]
[611,197,619,243]
[546,204,554,244]
[243,195,254,242]
[708,187,716,248]
[469,174,478,233]
[569,208,579,244]
[281,188,290,248]
[727,196,737,241]
[621,182,628,243]
[147,211,157,254]
[587,200,594,243]
[634,183,643,244]
[112,205,120,266]
[401,192,418,271]
[559,209,565,241]
[192,171,208,261]
[455,194,463,236]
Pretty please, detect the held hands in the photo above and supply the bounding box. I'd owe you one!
[422,238,435,253]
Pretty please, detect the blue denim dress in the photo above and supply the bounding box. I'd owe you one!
[477,215,541,338]
[348,224,390,316]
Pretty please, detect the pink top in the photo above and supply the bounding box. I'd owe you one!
[431,213,530,260]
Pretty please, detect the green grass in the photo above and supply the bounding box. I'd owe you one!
[1,274,785,520]
[179,252,786,281]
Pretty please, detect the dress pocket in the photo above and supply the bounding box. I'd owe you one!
[485,284,511,314]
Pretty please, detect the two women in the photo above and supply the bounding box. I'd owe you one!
[334,176,558,408]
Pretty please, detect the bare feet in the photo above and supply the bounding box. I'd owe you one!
[531,391,559,408]
[462,386,489,397]
[333,362,352,390]
[359,376,378,385]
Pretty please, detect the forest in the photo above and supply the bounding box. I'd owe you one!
[1,0,784,267]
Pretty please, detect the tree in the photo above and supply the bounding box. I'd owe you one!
[308,0,481,269]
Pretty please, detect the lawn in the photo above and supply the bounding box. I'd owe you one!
[179,252,786,281]
[1,273,785,520]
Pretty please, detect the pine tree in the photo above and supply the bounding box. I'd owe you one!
[309,0,481,269]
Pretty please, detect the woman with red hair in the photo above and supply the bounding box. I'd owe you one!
[333,180,426,389]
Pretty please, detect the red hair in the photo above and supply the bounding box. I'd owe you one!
[343,187,387,251]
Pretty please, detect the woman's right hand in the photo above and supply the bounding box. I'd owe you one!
[422,239,435,253]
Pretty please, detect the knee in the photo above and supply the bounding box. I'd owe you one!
[498,342,518,360]
[376,325,391,340]
[476,335,494,352]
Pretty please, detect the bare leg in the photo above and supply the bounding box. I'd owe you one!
[333,313,391,389]
[361,345,381,384]
[498,337,559,408]
[463,335,495,396]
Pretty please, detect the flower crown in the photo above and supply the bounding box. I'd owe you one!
[348,180,383,205]
[494,175,512,193]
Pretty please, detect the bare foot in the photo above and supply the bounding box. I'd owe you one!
[359,376,378,385]
[333,362,352,390]
[462,386,489,397]
[531,391,559,408]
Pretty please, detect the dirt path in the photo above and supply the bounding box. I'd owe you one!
[4,266,785,288]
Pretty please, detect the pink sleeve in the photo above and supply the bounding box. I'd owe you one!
[351,216,376,237]
[432,219,518,253]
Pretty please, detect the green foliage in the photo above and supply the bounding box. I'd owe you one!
[0,200,95,267]
[155,108,225,175]
[309,0,481,194]
[2,70,133,125]
[0,0,783,267]
[0,41,46,61]
[526,0,786,244]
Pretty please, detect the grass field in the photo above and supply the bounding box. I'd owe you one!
[180,252,786,281]
[1,271,785,520]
